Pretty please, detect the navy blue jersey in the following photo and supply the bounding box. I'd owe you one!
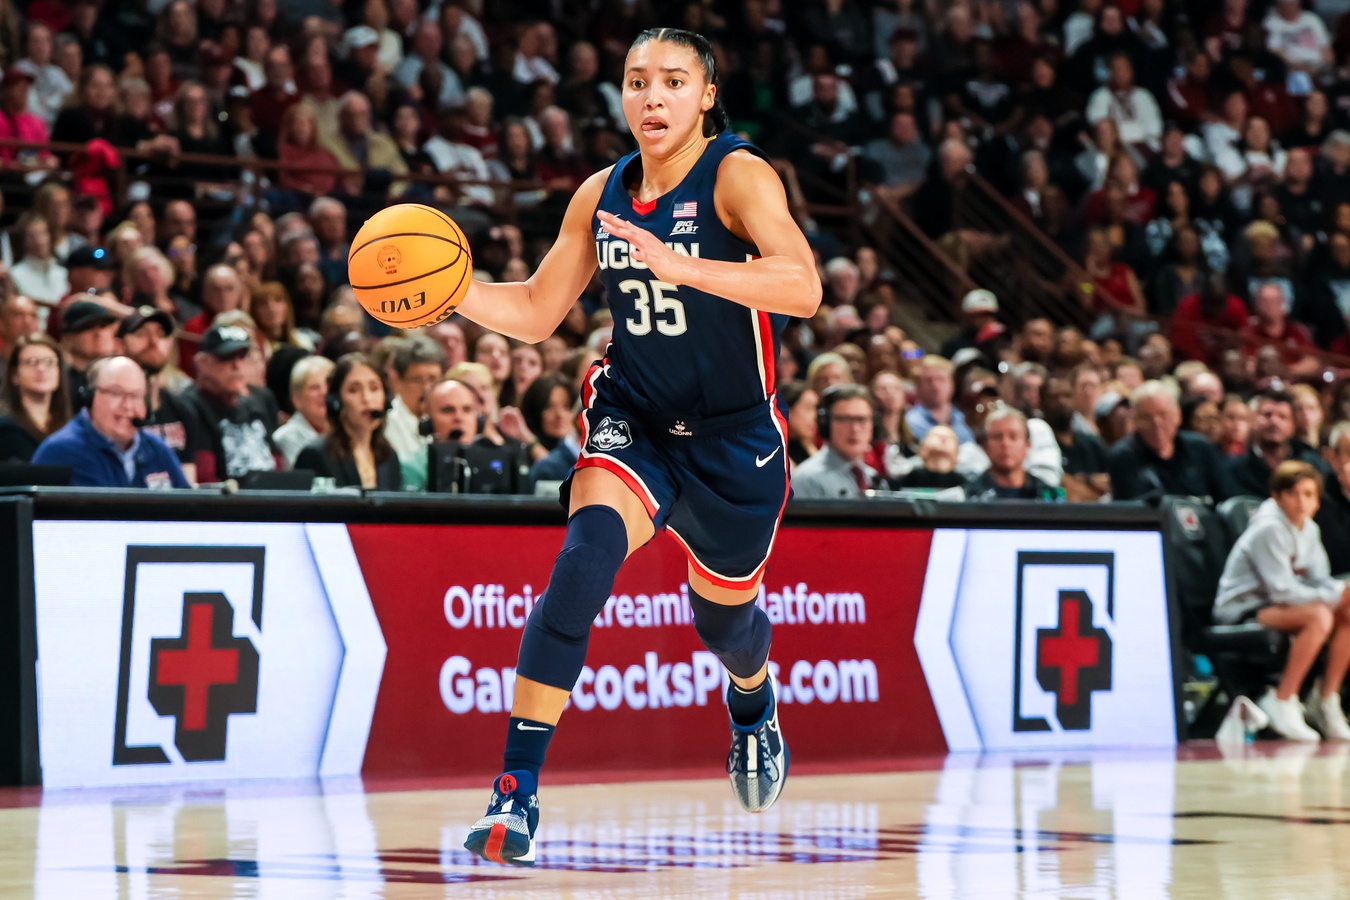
[593,131,788,421]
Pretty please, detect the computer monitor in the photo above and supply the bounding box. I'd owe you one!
[0,463,73,487]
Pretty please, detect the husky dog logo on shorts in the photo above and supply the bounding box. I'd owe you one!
[589,416,632,452]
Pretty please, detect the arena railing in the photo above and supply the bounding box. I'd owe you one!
[0,136,546,227]
[0,135,859,244]
[871,193,979,328]
[957,172,1350,379]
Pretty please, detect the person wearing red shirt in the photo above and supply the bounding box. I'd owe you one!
[1081,227,1146,316]
[1085,154,1156,226]
[1171,274,1249,367]
[1242,281,1321,376]
[249,45,299,142]
[0,65,54,167]
[276,103,341,198]
[1164,51,1214,130]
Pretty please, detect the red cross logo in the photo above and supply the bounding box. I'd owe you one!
[148,593,260,762]
[1035,590,1112,731]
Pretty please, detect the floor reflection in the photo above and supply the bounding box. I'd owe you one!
[7,746,1350,898]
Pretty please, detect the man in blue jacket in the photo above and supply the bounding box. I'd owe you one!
[32,356,190,489]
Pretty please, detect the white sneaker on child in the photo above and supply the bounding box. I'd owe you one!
[1258,688,1322,743]
[1305,683,1350,740]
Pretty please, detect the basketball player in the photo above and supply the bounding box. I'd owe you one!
[454,28,821,866]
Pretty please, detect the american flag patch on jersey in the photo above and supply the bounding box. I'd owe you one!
[672,201,698,218]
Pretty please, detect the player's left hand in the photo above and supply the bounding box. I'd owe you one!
[596,210,689,285]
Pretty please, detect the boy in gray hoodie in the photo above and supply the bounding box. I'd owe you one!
[1215,460,1350,741]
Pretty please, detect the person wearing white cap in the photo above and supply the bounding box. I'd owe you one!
[351,0,405,75]
[338,25,383,89]
[940,288,1000,360]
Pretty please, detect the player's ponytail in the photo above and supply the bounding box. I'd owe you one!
[703,96,730,138]
[631,27,728,137]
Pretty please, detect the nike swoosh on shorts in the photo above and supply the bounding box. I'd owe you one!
[755,448,780,467]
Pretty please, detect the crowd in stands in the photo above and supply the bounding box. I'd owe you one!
[1,0,1350,515]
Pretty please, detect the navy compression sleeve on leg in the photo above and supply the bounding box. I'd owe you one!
[688,587,772,680]
[514,504,629,690]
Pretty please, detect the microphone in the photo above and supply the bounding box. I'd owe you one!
[448,428,464,442]
[369,407,386,419]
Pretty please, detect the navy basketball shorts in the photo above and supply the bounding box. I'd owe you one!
[563,371,791,590]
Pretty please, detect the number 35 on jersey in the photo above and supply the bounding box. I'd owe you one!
[620,279,687,337]
[596,234,699,339]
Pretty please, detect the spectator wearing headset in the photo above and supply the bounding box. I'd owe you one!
[422,378,485,445]
[399,377,487,491]
[0,334,71,462]
[792,384,878,500]
[273,355,334,467]
[296,352,401,491]
[31,355,188,488]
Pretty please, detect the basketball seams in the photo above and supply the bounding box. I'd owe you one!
[349,232,466,290]
[348,230,465,260]
[349,252,466,291]
[369,247,472,326]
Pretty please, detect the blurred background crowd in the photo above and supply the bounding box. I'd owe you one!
[0,0,1349,510]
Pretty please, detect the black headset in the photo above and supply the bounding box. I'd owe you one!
[326,363,394,424]
[76,358,107,411]
[816,383,879,442]
[77,358,149,426]
[418,379,487,438]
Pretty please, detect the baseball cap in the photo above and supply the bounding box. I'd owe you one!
[1,61,36,84]
[117,305,176,338]
[950,346,985,369]
[62,300,120,333]
[344,25,379,51]
[66,245,115,270]
[1094,391,1130,420]
[199,323,253,358]
[961,288,999,315]
[968,377,999,397]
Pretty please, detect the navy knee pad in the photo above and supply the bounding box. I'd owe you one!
[689,589,772,680]
[515,505,628,690]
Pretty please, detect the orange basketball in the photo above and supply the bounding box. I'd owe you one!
[348,203,473,328]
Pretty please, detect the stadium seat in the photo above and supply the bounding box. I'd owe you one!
[1216,495,1264,546]
[1161,496,1288,725]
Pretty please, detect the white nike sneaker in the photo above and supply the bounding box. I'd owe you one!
[1306,684,1350,740]
[1258,687,1321,743]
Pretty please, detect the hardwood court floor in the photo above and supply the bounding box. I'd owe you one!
[5,744,1350,898]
